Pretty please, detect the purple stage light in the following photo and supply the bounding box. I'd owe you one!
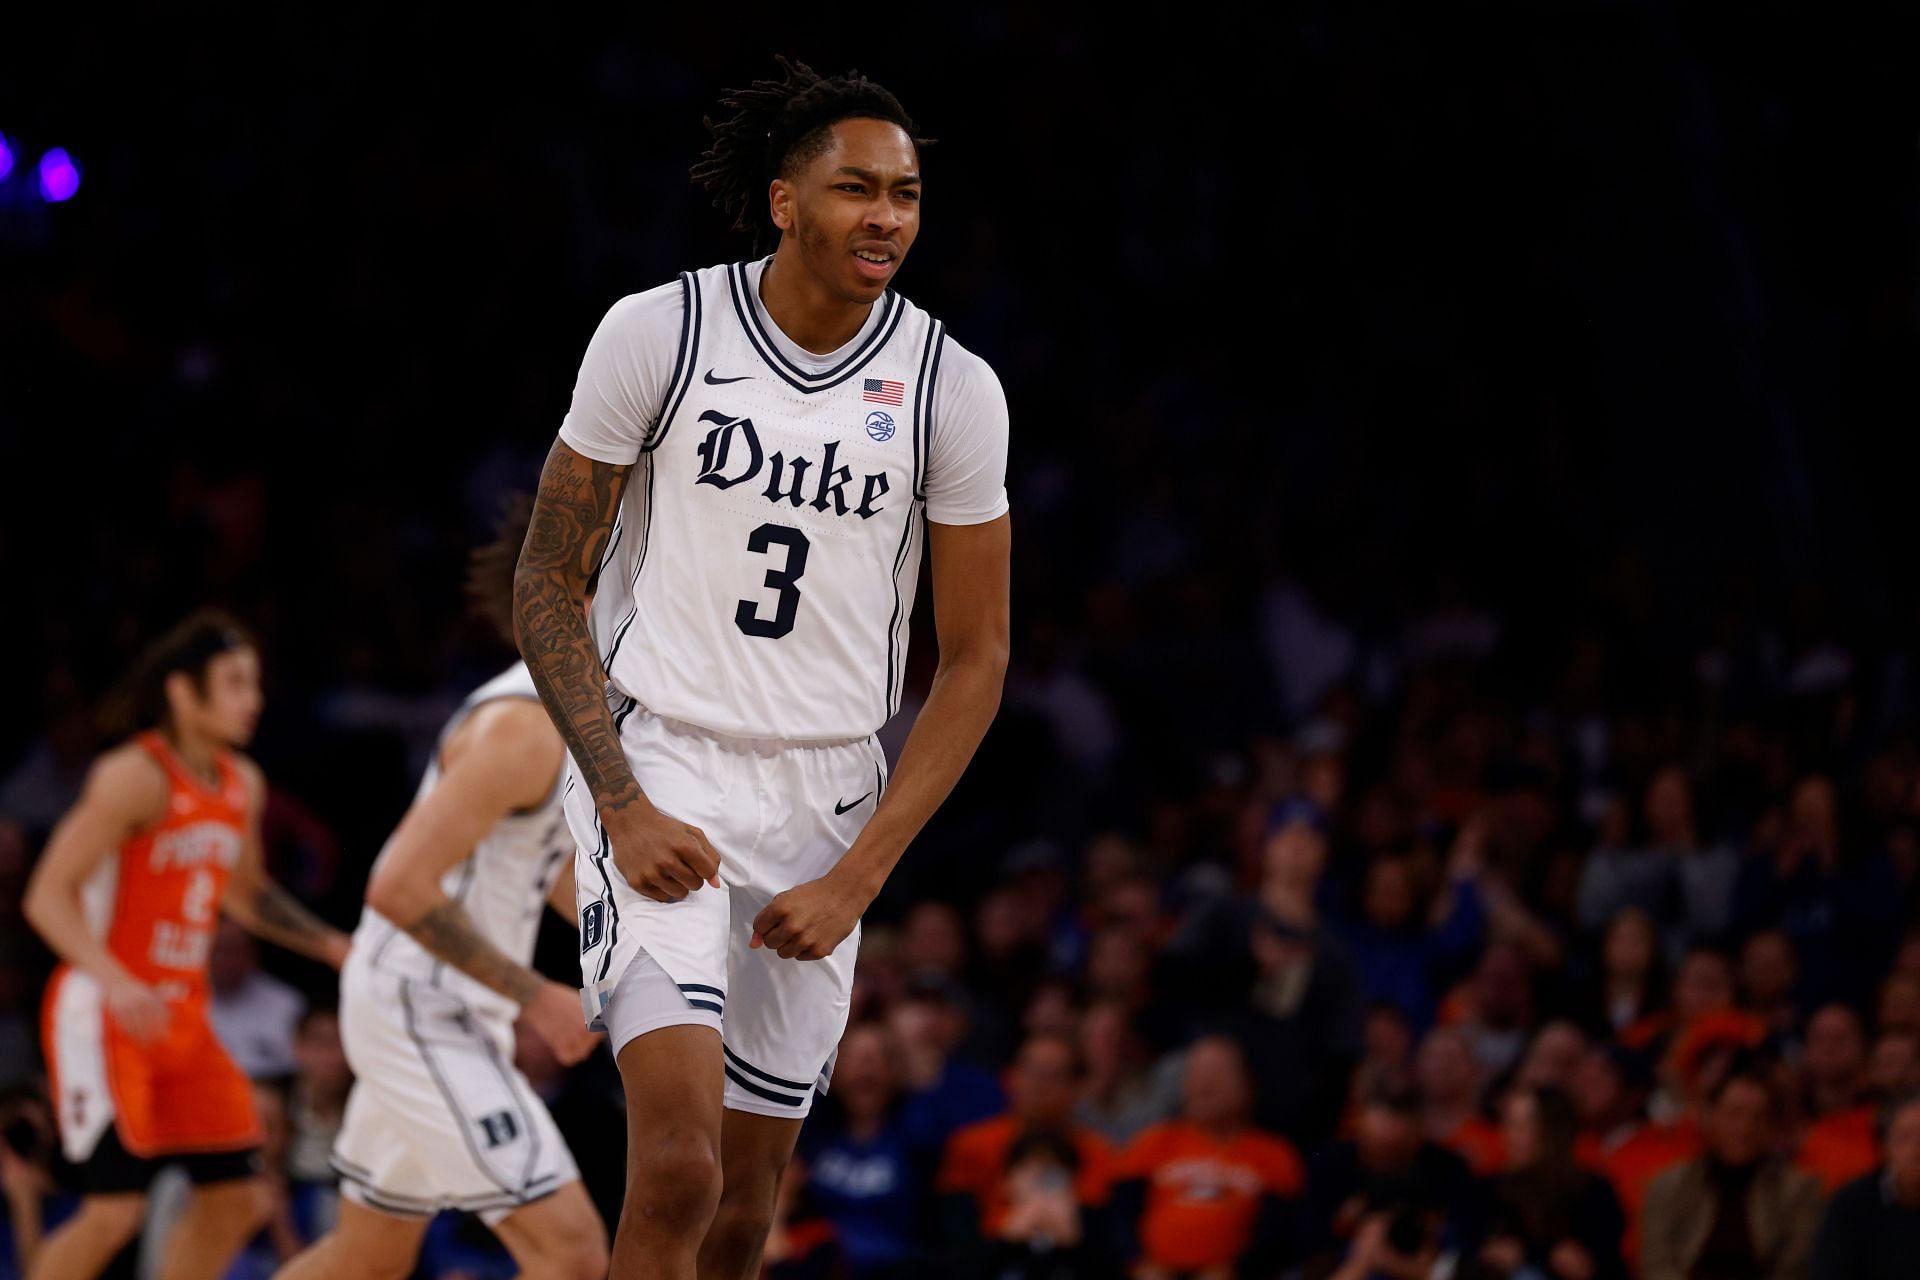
[0,133,13,182]
[38,148,81,202]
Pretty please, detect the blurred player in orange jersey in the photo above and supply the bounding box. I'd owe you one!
[24,610,351,1280]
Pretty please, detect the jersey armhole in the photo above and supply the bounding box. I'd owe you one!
[910,320,946,503]
[642,271,701,454]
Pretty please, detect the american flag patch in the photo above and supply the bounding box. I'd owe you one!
[862,378,905,406]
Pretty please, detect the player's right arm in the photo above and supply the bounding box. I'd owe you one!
[363,699,597,1064]
[514,444,722,905]
[22,748,172,1042]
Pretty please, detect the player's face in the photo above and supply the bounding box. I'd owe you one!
[190,647,264,747]
[774,118,920,304]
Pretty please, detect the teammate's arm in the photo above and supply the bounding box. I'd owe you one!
[362,699,598,1064]
[513,438,722,903]
[753,513,1011,960]
[222,759,352,969]
[22,748,174,1041]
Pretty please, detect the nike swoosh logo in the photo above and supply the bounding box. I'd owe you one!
[703,369,752,385]
[834,792,872,816]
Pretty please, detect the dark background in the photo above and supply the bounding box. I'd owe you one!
[2,2,1919,1273]
[5,7,1917,822]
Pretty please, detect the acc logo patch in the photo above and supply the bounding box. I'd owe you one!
[865,411,896,442]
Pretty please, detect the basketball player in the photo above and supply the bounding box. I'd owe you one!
[513,59,1011,1280]
[274,500,608,1280]
[24,611,352,1280]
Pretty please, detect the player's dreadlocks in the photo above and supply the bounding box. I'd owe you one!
[468,493,537,650]
[691,56,928,251]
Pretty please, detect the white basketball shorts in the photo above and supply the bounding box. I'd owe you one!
[566,697,886,1119]
[332,952,580,1225]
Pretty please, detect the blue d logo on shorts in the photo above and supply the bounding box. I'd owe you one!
[865,411,896,442]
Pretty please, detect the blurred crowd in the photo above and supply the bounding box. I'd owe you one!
[5,5,1920,1279]
[5,563,1920,1278]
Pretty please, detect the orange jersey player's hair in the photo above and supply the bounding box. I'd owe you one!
[44,731,259,1159]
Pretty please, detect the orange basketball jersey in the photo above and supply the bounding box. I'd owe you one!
[44,732,260,1161]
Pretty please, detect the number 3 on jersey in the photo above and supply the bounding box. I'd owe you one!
[735,523,810,640]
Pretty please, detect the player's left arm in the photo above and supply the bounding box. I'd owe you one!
[222,758,352,968]
[752,512,1010,960]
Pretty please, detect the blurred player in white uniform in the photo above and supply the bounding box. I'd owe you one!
[514,59,1011,1280]
[276,501,609,1280]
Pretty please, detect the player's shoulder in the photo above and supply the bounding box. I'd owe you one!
[918,327,1005,428]
[933,329,1000,388]
[444,690,562,781]
[82,742,172,820]
[596,276,690,337]
[228,752,266,795]
[91,740,170,791]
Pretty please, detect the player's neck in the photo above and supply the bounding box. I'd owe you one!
[759,247,873,355]
[161,724,224,784]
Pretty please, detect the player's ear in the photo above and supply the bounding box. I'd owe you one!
[769,178,794,233]
[162,669,200,719]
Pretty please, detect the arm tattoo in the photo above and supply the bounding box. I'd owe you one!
[404,902,544,1006]
[248,882,337,954]
[513,442,644,814]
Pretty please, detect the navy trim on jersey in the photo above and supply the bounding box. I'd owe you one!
[881,321,946,720]
[645,272,702,454]
[590,818,622,982]
[723,1045,813,1092]
[596,512,624,580]
[600,460,656,672]
[679,983,726,999]
[916,323,946,502]
[723,260,905,394]
[882,511,922,721]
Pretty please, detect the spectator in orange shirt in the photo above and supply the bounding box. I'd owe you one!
[937,1034,1114,1252]
[1416,1027,1504,1176]
[1571,1043,1654,1163]
[1570,1042,1697,1269]
[1797,1005,1880,1194]
[1113,1036,1304,1279]
[1803,1005,1869,1119]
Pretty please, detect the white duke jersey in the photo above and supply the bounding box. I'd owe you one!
[352,664,571,1022]
[558,257,1010,742]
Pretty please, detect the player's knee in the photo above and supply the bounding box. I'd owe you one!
[198,1177,273,1234]
[246,1179,277,1232]
[625,1126,720,1231]
[706,1189,776,1256]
